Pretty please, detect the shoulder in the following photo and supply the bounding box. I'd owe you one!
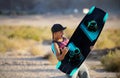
[51,41,60,55]
[51,41,59,48]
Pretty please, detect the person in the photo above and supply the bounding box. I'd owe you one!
[51,24,90,78]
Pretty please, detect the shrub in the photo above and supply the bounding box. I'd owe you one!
[0,25,120,55]
[101,50,120,72]
[0,34,36,52]
[0,26,51,53]
[29,45,46,56]
[94,29,120,49]
[0,26,51,41]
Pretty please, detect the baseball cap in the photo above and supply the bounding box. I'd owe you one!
[51,24,66,33]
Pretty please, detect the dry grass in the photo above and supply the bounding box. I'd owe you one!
[0,34,36,53]
[0,26,51,53]
[64,27,76,39]
[101,50,120,72]
[43,53,58,65]
[95,28,120,49]
[0,25,120,58]
[0,25,51,41]
[29,45,47,56]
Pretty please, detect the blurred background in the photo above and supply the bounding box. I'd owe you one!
[0,0,119,15]
[0,0,120,78]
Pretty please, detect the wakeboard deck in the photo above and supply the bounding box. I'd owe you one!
[55,6,109,76]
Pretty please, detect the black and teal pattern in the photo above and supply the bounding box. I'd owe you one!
[54,6,108,76]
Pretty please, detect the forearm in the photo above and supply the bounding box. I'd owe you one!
[57,52,66,61]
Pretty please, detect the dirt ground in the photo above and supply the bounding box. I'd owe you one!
[0,54,116,78]
[0,45,117,78]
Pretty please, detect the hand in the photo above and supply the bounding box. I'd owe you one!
[60,47,69,55]
[90,46,94,50]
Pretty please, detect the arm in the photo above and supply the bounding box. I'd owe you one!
[54,43,68,61]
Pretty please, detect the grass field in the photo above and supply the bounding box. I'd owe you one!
[0,26,51,53]
[0,25,119,53]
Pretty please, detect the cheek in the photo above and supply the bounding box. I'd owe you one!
[56,33,61,38]
[56,32,63,38]
[58,34,62,37]
[55,33,60,37]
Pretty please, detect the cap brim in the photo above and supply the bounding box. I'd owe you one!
[58,27,66,31]
[62,27,67,30]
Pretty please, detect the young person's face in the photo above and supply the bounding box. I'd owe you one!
[54,30,64,39]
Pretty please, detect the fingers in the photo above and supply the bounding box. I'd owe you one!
[90,46,94,50]
[60,47,68,53]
